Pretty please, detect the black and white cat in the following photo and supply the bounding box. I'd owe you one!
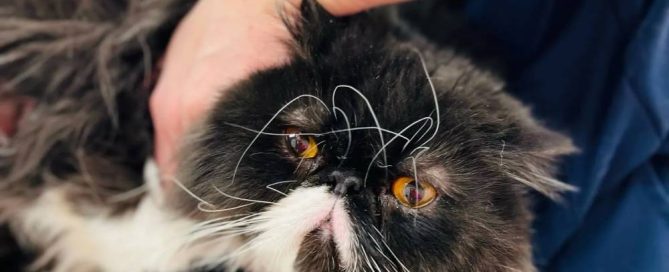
[0,0,575,271]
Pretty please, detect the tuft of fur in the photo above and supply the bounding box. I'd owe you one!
[0,0,194,270]
[0,0,194,210]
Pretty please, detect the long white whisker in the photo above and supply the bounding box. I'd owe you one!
[212,184,277,205]
[409,146,430,157]
[191,214,254,232]
[411,111,435,145]
[409,156,421,224]
[265,180,297,196]
[372,226,410,272]
[333,106,352,163]
[190,216,261,236]
[364,229,397,272]
[223,122,409,141]
[167,176,214,207]
[364,117,433,185]
[412,48,441,147]
[333,84,388,181]
[196,202,255,213]
[294,153,308,173]
[401,117,433,151]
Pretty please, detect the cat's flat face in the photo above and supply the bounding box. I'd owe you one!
[173,3,573,272]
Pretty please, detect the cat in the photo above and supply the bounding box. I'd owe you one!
[0,0,575,271]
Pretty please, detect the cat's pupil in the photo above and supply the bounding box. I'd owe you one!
[404,183,424,205]
[288,134,307,154]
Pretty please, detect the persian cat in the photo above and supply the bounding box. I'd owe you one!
[0,0,574,271]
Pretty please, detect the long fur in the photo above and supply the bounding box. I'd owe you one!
[0,0,194,269]
[0,1,575,271]
[0,0,194,211]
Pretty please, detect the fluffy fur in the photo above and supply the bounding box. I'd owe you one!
[0,0,575,271]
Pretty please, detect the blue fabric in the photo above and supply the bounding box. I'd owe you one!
[464,0,669,271]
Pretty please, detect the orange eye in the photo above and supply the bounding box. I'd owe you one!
[284,127,319,158]
[391,176,437,208]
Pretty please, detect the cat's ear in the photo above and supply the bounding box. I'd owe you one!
[278,0,388,60]
[517,116,578,157]
[278,0,340,58]
[501,107,578,200]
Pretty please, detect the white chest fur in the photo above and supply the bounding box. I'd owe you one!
[10,162,356,272]
[13,187,236,272]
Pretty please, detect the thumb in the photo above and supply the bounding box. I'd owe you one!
[317,0,411,16]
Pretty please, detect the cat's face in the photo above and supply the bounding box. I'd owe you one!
[172,3,573,272]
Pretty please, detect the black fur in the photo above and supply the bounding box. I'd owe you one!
[176,2,574,272]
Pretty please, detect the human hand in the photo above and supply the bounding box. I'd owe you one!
[150,0,409,182]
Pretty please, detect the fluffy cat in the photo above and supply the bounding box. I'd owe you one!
[0,0,575,271]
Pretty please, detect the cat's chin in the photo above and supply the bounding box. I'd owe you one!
[227,186,356,272]
[297,225,342,271]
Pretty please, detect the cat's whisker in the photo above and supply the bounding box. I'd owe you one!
[408,122,468,157]
[223,121,409,141]
[332,106,352,163]
[411,48,441,147]
[108,184,146,203]
[332,84,389,179]
[294,152,309,173]
[331,127,409,141]
[181,215,264,256]
[409,146,430,157]
[358,242,376,272]
[296,142,325,173]
[401,117,433,152]
[372,226,410,272]
[364,117,433,186]
[197,202,255,213]
[411,110,437,146]
[264,179,297,196]
[369,250,382,272]
[167,176,215,208]
[231,94,330,185]
[190,214,259,233]
[364,229,397,272]
[265,180,298,187]
[191,214,255,232]
[212,184,277,205]
[409,156,421,201]
[191,222,263,240]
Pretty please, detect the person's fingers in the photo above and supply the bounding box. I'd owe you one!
[317,0,411,16]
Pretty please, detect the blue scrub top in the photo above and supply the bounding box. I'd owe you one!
[464,0,669,271]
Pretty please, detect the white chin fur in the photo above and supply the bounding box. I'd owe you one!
[235,186,356,272]
[11,161,356,272]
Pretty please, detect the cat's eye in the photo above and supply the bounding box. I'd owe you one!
[391,176,437,208]
[284,127,319,158]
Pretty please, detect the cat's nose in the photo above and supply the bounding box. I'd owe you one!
[328,170,362,196]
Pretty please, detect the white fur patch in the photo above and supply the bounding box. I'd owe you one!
[12,163,356,272]
[236,186,356,272]
[12,186,244,272]
[12,161,241,272]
